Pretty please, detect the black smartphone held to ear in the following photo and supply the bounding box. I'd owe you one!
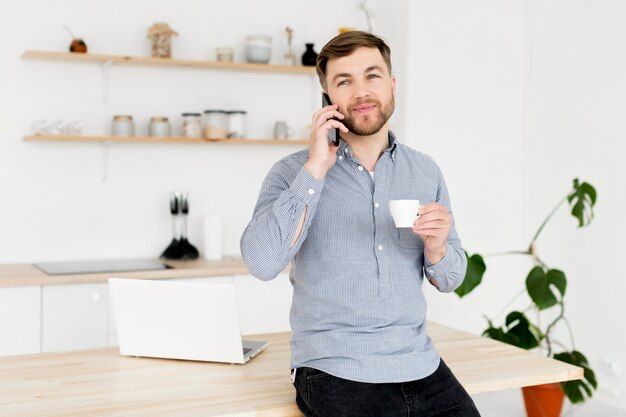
[322,92,341,146]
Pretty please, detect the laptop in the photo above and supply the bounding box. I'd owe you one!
[108,278,268,364]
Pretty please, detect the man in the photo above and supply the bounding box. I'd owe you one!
[240,31,481,417]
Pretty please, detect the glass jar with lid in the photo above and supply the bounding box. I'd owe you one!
[149,116,171,138]
[112,115,135,137]
[203,110,228,140]
[227,110,247,138]
[181,113,202,138]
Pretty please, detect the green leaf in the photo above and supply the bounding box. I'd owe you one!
[482,311,542,350]
[504,311,543,349]
[554,350,598,404]
[455,252,486,297]
[526,267,567,310]
[567,178,597,228]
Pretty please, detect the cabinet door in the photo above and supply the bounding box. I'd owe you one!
[234,273,292,335]
[0,286,41,356]
[42,283,109,352]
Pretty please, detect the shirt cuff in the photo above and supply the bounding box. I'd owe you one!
[423,242,453,282]
[289,166,325,205]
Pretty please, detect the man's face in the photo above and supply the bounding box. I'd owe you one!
[325,47,396,136]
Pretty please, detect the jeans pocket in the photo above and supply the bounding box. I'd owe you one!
[306,367,332,381]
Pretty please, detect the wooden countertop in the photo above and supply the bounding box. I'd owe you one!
[0,322,582,417]
[0,257,268,287]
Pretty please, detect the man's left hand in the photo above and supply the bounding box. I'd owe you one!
[412,202,452,263]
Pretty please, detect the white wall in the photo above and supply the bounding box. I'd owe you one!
[405,0,529,337]
[524,0,626,408]
[404,0,626,410]
[0,0,408,263]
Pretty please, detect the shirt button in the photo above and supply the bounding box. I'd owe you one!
[308,188,315,195]
[428,269,434,275]
[374,202,380,208]
[378,244,383,251]
[358,166,364,171]
[338,155,344,160]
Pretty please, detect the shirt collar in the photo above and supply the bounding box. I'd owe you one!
[335,131,398,161]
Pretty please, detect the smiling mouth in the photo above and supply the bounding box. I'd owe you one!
[353,104,376,113]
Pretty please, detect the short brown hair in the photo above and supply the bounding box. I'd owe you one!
[316,31,392,90]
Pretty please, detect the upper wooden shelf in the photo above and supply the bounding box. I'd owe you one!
[21,50,317,75]
[24,135,308,145]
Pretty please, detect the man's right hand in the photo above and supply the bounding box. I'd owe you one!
[304,104,349,180]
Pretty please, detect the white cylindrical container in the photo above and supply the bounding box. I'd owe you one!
[203,110,228,140]
[202,215,223,260]
[245,35,272,64]
[227,110,246,138]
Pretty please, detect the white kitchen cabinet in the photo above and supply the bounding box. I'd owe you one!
[42,283,109,352]
[234,273,293,335]
[0,286,41,356]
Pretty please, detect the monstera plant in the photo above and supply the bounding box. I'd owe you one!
[456,178,598,405]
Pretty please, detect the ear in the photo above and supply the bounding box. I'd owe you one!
[391,76,397,98]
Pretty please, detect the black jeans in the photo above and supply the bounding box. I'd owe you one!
[293,359,481,417]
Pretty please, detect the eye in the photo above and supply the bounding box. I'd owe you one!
[337,80,350,87]
[368,74,381,79]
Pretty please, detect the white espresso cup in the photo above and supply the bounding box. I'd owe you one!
[389,199,421,228]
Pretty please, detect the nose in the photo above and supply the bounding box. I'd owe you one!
[351,79,371,102]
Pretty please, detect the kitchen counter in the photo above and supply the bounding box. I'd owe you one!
[0,322,583,417]
[0,256,268,287]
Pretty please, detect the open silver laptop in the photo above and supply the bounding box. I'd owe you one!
[108,278,268,364]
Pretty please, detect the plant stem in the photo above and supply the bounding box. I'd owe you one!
[531,195,569,244]
[543,302,565,356]
[561,316,577,350]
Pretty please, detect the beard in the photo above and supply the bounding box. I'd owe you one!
[341,92,395,136]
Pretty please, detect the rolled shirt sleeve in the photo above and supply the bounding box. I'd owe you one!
[423,161,467,292]
[240,160,324,281]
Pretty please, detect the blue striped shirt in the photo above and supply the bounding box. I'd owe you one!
[240,133,467,383]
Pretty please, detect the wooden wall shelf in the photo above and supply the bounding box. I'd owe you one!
[24,135,308,145]
[21,50,317,75]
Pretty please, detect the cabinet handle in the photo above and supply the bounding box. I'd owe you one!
[91,292,102,302]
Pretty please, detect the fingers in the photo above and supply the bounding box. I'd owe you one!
[415,210,447,223]
[313,105,342,124]
[412,227,448,238]
[419,202,447,215]
[324,119,349,133]
[315,109,345,127]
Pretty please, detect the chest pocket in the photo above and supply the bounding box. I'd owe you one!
[396,228,424,249]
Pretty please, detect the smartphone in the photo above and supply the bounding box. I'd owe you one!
[322,92,341,146]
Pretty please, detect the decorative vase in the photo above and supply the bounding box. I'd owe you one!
[522,383,565,417]
[301,43,318,66]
